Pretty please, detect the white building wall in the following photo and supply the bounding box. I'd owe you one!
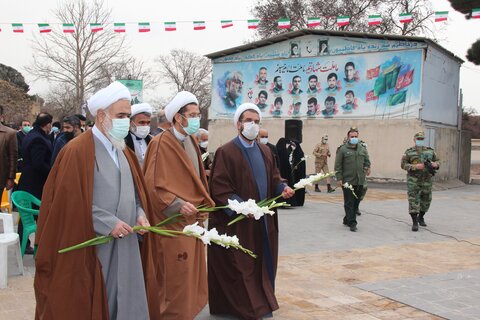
[421,46,461,126]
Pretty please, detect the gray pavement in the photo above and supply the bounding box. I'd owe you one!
[3,183,480,319]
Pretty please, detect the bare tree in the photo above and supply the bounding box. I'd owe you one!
[155,49,212,127]
[92,57,156,92]
[252,0,436,39]
[42,84,79,120]
[27,0,128,113]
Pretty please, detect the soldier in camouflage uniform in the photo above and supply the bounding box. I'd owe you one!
[341,127,368,215]
[313,134,333,192]
[401,131,440,231]
[335,127,371,232]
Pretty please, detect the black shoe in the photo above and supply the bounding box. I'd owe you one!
[410,213,419,232]
[356,211,361,216]
[315,188,321,192]
[24,246,34,255]
[418,212,427,227]
[349,225,358,232]
[327,184,334,193]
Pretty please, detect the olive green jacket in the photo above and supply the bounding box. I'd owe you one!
[334,142,370,185]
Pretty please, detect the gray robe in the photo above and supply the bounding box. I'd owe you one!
[92,136,149,320]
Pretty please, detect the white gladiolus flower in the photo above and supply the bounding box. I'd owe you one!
[183,222,205,237]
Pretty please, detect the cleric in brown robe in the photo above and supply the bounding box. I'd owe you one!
[208,103,294,320]
[141,91,215,319]
[34,82,152,320]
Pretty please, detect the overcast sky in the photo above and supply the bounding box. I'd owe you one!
[1,0,480,112]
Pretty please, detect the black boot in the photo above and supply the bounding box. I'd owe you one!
[410,213,419,232]
[418,212,427,227]
[315,184,321,192]
[327,184,334,193]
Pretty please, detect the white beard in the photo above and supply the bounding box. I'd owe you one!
[102,118,126,150]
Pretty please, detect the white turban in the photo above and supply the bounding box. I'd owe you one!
[165,91,198,122]
[87,81,131,116]
[233,103,262,126]
[131,103,153,118]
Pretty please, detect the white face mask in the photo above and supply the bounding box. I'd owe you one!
[199,141,208,149]
[259,137,269,145]
[134,125,150,139]
[241,121,260,141]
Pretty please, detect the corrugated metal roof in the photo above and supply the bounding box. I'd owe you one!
[205,29,464,63]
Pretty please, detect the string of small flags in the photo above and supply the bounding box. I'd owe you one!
[1,10,480,34]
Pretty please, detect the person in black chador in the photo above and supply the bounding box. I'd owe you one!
[276,137,306,206]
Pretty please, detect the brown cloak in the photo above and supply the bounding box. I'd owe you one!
[141,130,214,320]
[208,138,283,320]
[34,129,153,320]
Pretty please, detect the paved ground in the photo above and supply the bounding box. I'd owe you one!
[2,183,480,319]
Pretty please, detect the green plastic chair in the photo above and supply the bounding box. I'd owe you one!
[11,191,40,257]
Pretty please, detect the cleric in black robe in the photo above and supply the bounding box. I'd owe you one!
[276,137,306,206]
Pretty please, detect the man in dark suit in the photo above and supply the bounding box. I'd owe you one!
[258,128,280,169]
[17,112,53,254]
[16,119,31,172]
[125,103,153,167]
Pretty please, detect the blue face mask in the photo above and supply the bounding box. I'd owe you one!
[22,126,32,134]
[51,127,59,134]
[415,139,425,147]
[181,117,200,136]
[109,118,130,140]
[349,137,359,145]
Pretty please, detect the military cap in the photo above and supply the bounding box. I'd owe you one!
[414,131,425,139]
[347,126,358,135]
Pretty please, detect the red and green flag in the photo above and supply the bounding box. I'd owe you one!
[221,20,233,28]
[193,21,205,30]
[307,17,321,28]
[248,19,260,29]
[90,23,103,32]
[337,16,350,27]
[114,23,126,33]
[138,22,150,32]
[278,18,291,29]
[434,11,448,22]
[472,9,480,19]
[38,23,52,33]
[399,13,413,24]
[368,15,382,26]
[164,22,176,31]
[12,23,24,33]
[63,23,75,33]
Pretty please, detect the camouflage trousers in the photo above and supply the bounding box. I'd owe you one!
[407,176,432,214]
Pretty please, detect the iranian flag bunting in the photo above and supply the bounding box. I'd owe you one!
[138,22,150,32]
[114,23,126,33]
[90,23,103,33]
[248,19,260,29]
[368,15,382,26]
[337,16,350,27]
[193,21,205,30]
[472,8,480,19]
[38,23,52,33]
[63,23,75,33]
[435,11,448,22]
[307,17,321,28]
[221,20,233,28]
[278,18,291,29]
[399,13,413,24]
[164,22,176,31]
[12,23,24,33]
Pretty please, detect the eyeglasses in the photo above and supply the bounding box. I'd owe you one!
[259,136,268,138]
[181,113,202,119]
